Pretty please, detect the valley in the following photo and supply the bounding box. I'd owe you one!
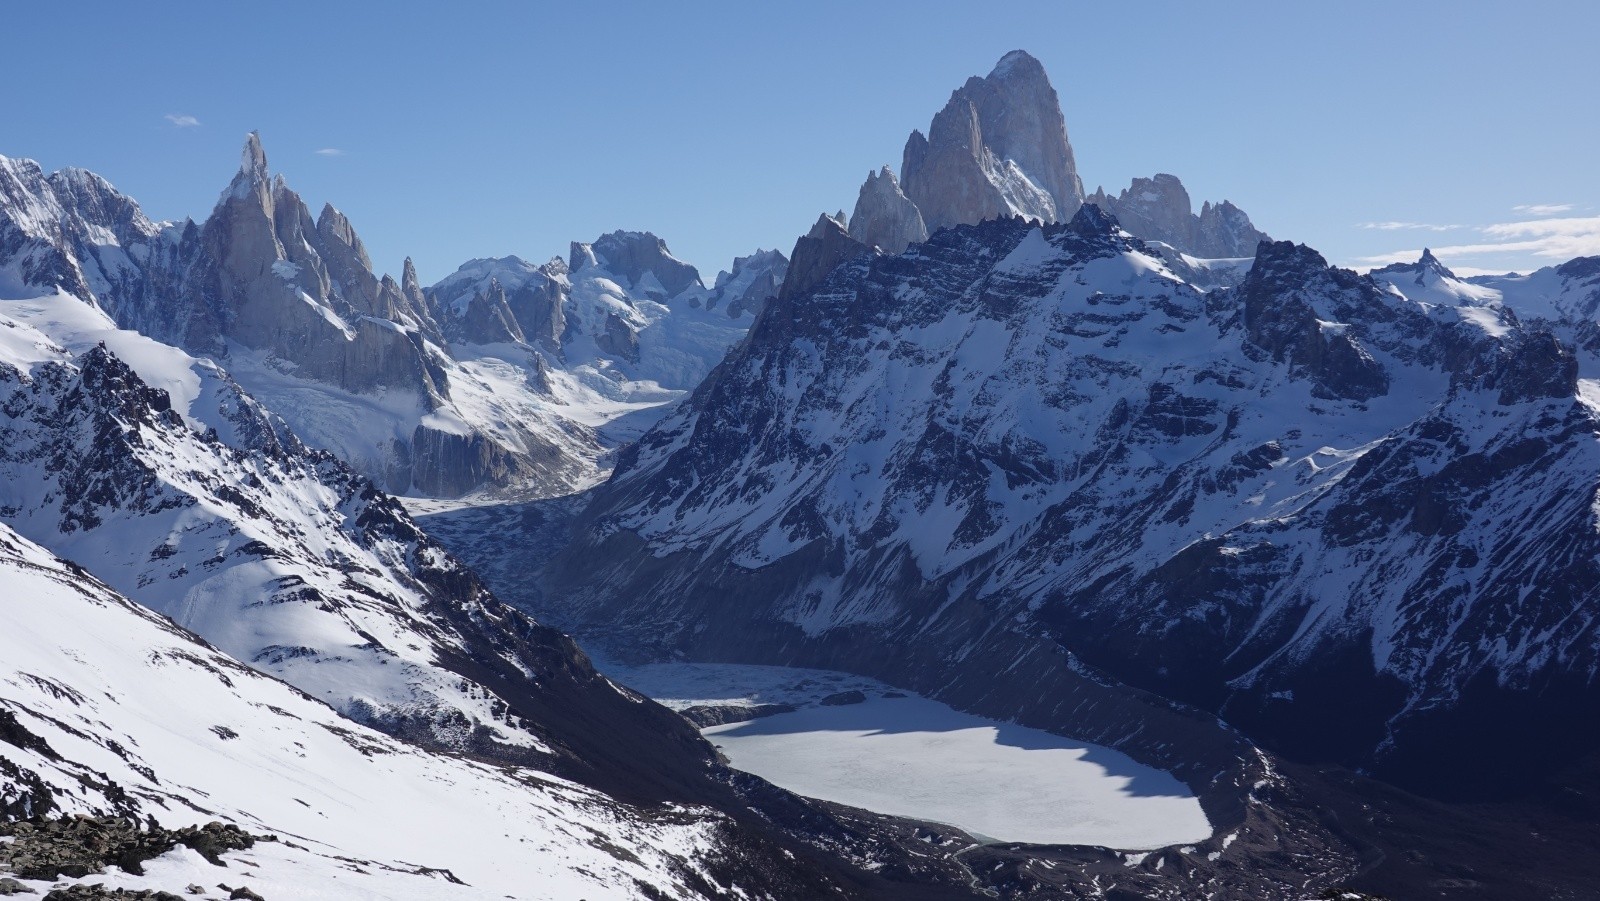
[3,25,1598,900]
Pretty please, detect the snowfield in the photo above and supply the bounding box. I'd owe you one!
[604,661,1211,848]
[0,523,732,899]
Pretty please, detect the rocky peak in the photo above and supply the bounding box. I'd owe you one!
[1090,173,1270,258]
[1068,201,1122,238]
[222,131,272,207]
[847,166,927,254]
[1245,240,1333,291]
[401,256,423,295]
[315,204,370,267]
[708,248,788,317]
[899,50,1083,233]
[1103,174,1192,242]
[1417,247,1451,277]
[428,255,567,349]
[45,168,158,246]
[314,203,385,316]
[568,240,600,273]
[398,256,437,331]
[966,49,1084,217]
[778,213,871,303]
[1194,199,1269,258]
[576,230,702,299]
[1371,247,1460,288]
[445,276,525,346]
[1555,256,1600,281]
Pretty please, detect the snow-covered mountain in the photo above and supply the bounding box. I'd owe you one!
[543,207,1600,802]
[426,233,785,450]
[0,521,816,898]
[0,269,1022,900]
[0,141,785,501]
[0,287,718,792]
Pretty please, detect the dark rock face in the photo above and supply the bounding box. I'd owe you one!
[441,278,525,345]
[425,255,570,350]
[1495,330,1577,403]
[595,311,641,363]
[408,422,548,498]
[1240,241,1390,400]
[778,214,871,303]
[0,817,259,881]
[677,703,797,727]
[504,258,568,347]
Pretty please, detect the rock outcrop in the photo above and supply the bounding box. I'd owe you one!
[427,255,568,349]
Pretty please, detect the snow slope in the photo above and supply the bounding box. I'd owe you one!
[0,521,754,899]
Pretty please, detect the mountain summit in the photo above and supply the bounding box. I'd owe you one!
[898,50,1084,232]
[842,51,1267,261]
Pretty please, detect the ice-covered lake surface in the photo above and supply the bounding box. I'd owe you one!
[598,660,1212,848]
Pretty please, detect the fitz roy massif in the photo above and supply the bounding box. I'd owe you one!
[2,50,1597,900]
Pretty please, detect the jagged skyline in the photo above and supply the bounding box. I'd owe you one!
[6,1,1597,280]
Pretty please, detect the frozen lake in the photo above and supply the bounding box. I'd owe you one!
[601,661,1212,848]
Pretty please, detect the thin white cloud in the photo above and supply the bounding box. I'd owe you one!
[1356,249,1436,267]
[1513,203,1574,216]
[1482,215,1600,239]
[164,113,200,128]
[314,148,345,157]
[1359,215,1600,269]
[1358,221,1460,232]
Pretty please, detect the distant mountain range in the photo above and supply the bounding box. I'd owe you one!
[4,47,1598,901]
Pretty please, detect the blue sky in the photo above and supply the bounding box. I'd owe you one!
[7,1,1597,281]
